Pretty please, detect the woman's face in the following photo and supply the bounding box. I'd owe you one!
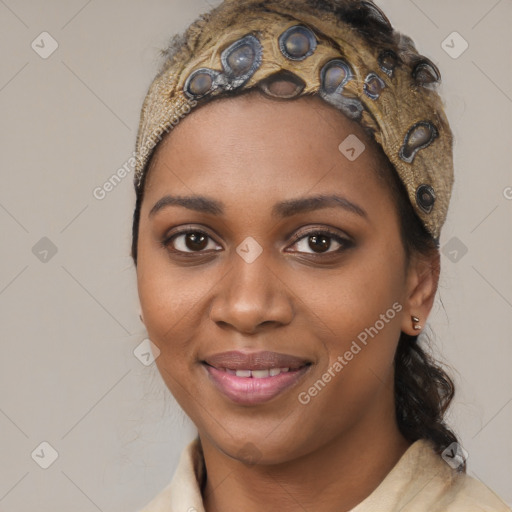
[136,93,424,463]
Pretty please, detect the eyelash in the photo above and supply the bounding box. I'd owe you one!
[161,226,353,257]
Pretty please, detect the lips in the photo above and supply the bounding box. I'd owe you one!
[203,350,311,371]
[201,350,312,405]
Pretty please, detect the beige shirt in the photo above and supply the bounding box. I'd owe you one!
[138,437,511,512]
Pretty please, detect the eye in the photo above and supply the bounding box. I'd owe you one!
[163,228,221,254]
[162,226,353,257]
[287,228,353,255]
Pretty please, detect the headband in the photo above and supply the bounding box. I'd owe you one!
[134,0,454,243]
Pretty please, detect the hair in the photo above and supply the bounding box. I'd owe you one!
[368,142,463,471]
[130,0,463,470]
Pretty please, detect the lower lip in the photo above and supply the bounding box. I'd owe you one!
[203,364,311,405]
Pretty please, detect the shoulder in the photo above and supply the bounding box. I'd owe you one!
[136,437,205,512]
[136,437,511,512]
[435,469,511,512]
[350,439,511,512]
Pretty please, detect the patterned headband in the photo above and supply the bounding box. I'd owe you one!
[134,0,454,243]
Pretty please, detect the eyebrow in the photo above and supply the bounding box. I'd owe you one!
[149,193,368,220]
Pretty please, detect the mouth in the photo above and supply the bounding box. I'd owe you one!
[201,350,312,405]
[210,367,294,378]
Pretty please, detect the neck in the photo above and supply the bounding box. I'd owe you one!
[200,392,412,512]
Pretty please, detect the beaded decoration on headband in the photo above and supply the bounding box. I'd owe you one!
[134,0,454,244]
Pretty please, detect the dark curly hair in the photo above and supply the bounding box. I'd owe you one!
[130,0,463,470]
[369,143,463,470]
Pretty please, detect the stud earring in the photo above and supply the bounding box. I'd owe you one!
[139,314,144,324]
[411,315,422,331]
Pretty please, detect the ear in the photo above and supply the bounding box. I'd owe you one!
[400,249,440,336]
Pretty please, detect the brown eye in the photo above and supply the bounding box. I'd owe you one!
[289,229,353,255]
[307,234,332,253]
[165,230,221,254]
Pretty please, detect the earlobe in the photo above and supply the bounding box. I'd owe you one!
[401,251,440,336]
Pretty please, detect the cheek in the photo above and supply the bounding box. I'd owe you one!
[137,260,205,405]
[136,241,226,372]
[289,246,405,394]
[138,272,203,352]
[136,241,196,349]
[290,246,405,343]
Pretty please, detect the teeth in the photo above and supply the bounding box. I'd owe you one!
[230,367,291,377]
[252,369,269,378]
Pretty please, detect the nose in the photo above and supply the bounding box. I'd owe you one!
[209,251,294,334]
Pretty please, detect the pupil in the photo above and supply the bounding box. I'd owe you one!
[309,235,330,253]
[186,233,208,251]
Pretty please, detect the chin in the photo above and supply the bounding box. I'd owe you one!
[201,421,322,467]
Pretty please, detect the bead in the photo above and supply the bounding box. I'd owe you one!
[319,90,363,120]
[278,25,317,61]
[378,50,398,77]
[184,68,220,98]
[320,59,361,119]
[320,59,352,94]
[364,72,386,99]
[399,121,439,163]
[416,184,436,213]
[220,34,262,87]
[412,58,441,85]
[258,70,306,99]
[227,45,254,75]
[188,72,211,95]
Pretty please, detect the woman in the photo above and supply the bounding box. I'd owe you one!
[130,0,510,510]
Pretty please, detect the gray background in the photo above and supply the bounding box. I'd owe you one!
[0,0,511,510]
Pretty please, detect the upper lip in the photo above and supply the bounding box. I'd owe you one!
[202,350,312,370]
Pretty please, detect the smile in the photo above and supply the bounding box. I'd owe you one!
[223,367,290,377]
[201,350,312,405]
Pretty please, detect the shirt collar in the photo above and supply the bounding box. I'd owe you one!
[140,437,469,512]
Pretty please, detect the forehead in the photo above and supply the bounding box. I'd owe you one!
[142,92,392,210]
